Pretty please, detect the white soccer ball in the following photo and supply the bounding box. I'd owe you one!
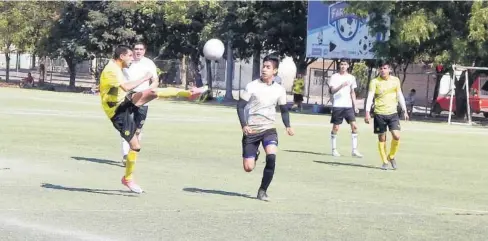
[277,56,297,91]
[203,38,225,61]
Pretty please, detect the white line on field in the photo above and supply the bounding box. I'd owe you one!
[0,217,120,241]
[1,207,485,217]
[0,208,430,216]
[2,109,488,135]
[437,207,488,213]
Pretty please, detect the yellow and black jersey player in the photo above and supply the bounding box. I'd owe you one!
[365,60,409,170]
[100,45,196,194]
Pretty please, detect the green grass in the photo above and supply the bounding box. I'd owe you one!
[1,87,488,241]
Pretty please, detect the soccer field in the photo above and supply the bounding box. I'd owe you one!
[1,87,488,241]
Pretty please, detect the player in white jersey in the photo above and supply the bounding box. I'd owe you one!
[328,59,363,157]
[237,54,295,201]
[121,42,159,166]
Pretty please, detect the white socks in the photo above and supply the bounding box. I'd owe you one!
[122,133,142,156]
[331,132,359,151]
[330,133,337,150]
[351,133,358,151]
[122,139,130,157]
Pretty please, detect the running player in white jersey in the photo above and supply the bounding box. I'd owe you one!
[328,59,363,157]
[237,54,295,201]
[121,42,158,166]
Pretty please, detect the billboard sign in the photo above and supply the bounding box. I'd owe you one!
[306,1,390,59]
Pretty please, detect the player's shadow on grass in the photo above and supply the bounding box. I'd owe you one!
[183,187,255,200]
[314,160,382,170]
[284,149,330,156]
[71,156,124,167]
[41,183,137,197]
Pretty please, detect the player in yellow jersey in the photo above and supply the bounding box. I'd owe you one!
[100,45,198,193]
[364,61,408,170]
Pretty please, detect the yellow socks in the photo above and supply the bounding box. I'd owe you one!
[378,142,388,164]
[124,150,137,180]
[156,88,191,98]
[389,139,400,159]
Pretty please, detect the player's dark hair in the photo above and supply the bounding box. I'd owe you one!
[411,89,416,93]
[113,45,132,60]
[263,54,280,69]
[134,42,146,49]
[378,59,390,67]
[339,58,350,64]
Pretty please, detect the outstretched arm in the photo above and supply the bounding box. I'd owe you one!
[149,62,160,89]
[278,88,294,136]
[237,99,248,128]
[365,91,374,115]
[397,87,407,113]
[350,78,358,112]
[279,105,291,128]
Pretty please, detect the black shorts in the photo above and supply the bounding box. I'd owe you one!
[293,94,304,102]
[242,128,278,158]
[110,98,137,143]
[373,113,401,134]
[134,105,148,130]
[330,107,356,125]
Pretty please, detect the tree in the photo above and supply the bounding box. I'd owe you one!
[41,1,94,88]
[347,2,438,87]
[85,2,142,56]
[262,1,317,75]
[23,2,62,85]
[0,2,31,82]
[212,2,270,80]
[136,1,221,87]
[347,1,488,119]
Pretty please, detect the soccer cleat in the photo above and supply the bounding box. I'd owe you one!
[352,150,363,158]
[388,156,397,170]
[257,188,269,201]
[121,155,127,167]
[121,176,144,194]
[332,149,341,157]
[381,163,389,170]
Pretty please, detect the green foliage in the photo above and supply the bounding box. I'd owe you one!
[262,1,316,73]
[41,1,95,87]
[0,2,34,81]
[351,61,369,94]
[85,1,141,56]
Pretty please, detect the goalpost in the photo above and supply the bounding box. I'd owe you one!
[447,64,488,125]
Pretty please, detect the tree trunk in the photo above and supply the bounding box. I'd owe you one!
[430,73,442,114]
[392,65,398,78]
[363,66,374,111]
[224,40,234,101]
[401,62,410,87]
[180,55,187,88]
[454,70,473,119]
[252,48,261,81]
[5,52,10,82]
[31,53,36,69]
[206,59,213,90]
[65,57,77,89]
[39,56,46,86]
[16,52,21,70]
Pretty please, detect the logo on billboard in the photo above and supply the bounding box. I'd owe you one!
[329,2,365,41]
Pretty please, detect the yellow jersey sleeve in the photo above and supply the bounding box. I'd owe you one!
[99,63,126,119]
[368,78,377,93]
